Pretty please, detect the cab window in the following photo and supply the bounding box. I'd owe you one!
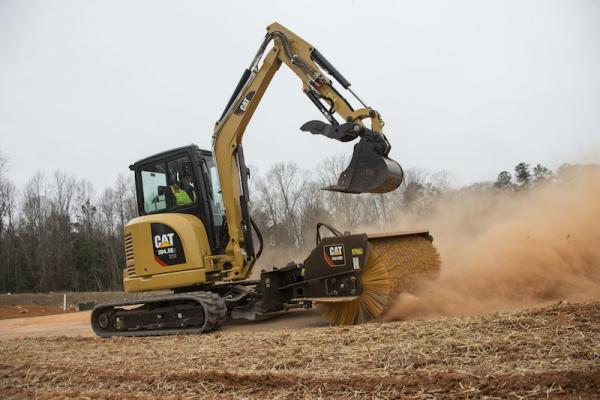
[141,164,168,213]
[140,155,197,214]
[203,158,225,227]
[167,157,197,208]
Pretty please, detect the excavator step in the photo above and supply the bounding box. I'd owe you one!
[91,291,226,337]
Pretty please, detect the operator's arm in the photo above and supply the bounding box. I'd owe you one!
[212,22,402,281]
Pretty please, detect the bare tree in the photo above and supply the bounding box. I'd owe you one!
[48,171,77,289]
[19,172,52,290]
[401,168,429,209]
[0,152,19,291]
[255,174,283,246]
[298,180,329,245]
[113,174,137,231]
[254,162,309,248]
[317,155,365,229]
[431,170,452,192]
[0,152,11,239]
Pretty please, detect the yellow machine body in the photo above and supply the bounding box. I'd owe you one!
[123,213,215,292]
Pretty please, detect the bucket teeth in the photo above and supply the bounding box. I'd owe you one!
[315,235,440,325]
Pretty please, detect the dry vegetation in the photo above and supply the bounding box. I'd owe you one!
[1,301,599,399]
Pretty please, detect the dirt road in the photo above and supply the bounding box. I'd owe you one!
[0,308,328,340]
[0,305,76,320]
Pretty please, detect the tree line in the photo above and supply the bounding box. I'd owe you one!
[0,153,137,292]
[0,151,559,293]
[493,162,554,189]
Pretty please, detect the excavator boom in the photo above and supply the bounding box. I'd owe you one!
[213,22,404,280]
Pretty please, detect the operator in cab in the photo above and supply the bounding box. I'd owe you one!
[169,162,197,207]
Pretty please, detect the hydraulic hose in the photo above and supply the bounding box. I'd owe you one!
[250,217,264,260]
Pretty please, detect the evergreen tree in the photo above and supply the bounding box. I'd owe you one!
[494,171,513,189]
[533,163,552,182]
[514,162,531,187]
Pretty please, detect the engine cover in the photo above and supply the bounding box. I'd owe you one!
[122,213,214,292]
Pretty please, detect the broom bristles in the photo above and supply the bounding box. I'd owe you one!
[316,236,440,325]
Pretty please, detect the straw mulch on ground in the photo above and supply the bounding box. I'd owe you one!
[1,301,599,399]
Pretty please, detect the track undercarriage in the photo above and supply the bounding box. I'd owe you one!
[91,292,227,337]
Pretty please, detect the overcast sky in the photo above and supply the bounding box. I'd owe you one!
[1,0,599,191]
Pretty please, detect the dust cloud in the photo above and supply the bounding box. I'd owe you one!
[387,166,600,320]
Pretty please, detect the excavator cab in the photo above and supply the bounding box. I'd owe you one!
[129,145,227,254]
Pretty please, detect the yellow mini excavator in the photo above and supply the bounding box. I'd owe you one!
[91,22,440,337]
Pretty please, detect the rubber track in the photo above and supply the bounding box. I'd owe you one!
[91,291,227,337]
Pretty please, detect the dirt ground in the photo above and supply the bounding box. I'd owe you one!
[0,308,328,340]
[0,292,165,308]
[1,301,598,399]
[0,292,163,322]
[0,305,76,320]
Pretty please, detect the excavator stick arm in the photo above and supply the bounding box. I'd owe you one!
[213,23,404,279]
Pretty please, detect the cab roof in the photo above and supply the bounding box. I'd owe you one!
[129,144,212,170]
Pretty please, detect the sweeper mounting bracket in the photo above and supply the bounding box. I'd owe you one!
[192,223,372,322]
[250,225,370,314]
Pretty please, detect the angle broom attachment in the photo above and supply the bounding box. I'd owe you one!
[315,233,440,325]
